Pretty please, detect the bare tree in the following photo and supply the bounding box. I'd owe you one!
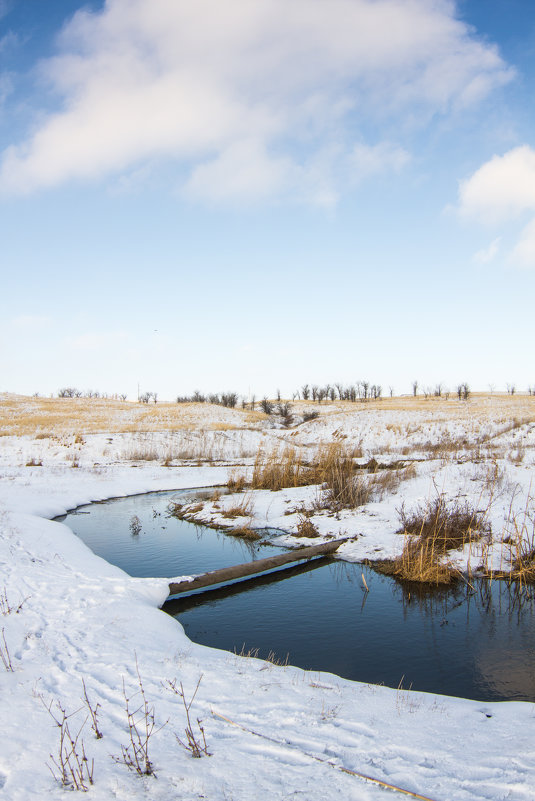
[260,397,273,415]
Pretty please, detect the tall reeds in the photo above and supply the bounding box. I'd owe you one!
[376,495,491,585]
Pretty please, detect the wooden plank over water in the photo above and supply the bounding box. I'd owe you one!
[168,538,347,596]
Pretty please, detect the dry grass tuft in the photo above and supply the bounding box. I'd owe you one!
[221,495,254,519]
[296,516,320,538]
[503,501,535,584]
[250,446,309,490]
[249,442,364,496]
[398,495,490,552]
[226,525,261,540]
[376,495,490,585]
[227,471,247,493]
[123,446,160,461]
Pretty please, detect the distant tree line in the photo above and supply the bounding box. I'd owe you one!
[57,387,127,401]
[176,391,239,408]
[52,381,532,406]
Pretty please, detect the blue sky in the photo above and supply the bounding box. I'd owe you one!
[1,0,534,400]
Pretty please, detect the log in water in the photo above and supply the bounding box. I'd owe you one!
[168,538,346,595]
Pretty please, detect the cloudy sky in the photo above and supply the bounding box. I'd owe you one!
[1,0,534,400]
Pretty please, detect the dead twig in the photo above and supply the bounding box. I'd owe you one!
[166,676,211,758]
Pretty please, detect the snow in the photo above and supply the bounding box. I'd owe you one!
[0,394,534,799]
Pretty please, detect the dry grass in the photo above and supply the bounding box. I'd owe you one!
[320,449,371,511]
[227,472,247,493]
[168,501,205,521]
[247,444,417,515]
[248,442,364,494]
[123,446,161,461]
[296,516,320,538]
[502,500,535,584]
[2,392,534,443]
[376,495,491,585]
[0,394,251,437]
[220,495,254,519]
[316,449,416,512]
[250,446,309,490]
[226,525,261,541]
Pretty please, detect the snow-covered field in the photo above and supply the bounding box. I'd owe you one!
[0,393,534,800]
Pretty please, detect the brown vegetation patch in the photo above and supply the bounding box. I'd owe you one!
[296,516,320,538]
[375,496,490,585]
[220,496,254,519]
[226,526,261,541]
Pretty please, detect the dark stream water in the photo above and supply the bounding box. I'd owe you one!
[58,489,535,703]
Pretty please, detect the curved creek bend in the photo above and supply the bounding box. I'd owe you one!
[58,489,535,703]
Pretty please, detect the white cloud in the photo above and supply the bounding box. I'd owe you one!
[473,237,500,264]
[351,141,410,179]
[458,146,535,269]
[185,139,293,202]
[458,146,535,223]
[0,0,513,199]
[511,219,535,268]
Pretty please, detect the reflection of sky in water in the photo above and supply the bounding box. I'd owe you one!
[58,488,288,578]
[475,645,535,701]
[59,491,535,703]
[472,586,535,700]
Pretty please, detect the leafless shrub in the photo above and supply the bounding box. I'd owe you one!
[42,697,94,791]
[166,676,211,758]
[0,628,14,672]
[277,402,293,426]
[260,397,273,415]
[25,457,43,466]
[221,392,238,408]
[81,680,103,740]
[113,661,164,777]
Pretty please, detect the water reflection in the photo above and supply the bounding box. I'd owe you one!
[59,490,535,702]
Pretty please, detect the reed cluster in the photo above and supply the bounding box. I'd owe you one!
[376,495,491,585]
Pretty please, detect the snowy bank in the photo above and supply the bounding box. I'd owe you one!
[0,397,534,799]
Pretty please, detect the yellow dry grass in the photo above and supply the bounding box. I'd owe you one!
[0,394,249,437]
[1,391,533,439]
